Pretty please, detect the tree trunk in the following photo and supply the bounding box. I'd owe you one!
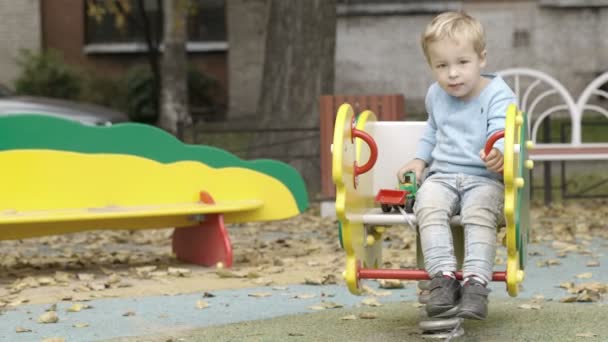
[254,0,336,193]
[158,0,190,135]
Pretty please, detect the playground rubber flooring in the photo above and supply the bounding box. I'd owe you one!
[0,200,606,341]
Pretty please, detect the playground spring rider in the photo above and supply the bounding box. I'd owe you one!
[332,103,533,338]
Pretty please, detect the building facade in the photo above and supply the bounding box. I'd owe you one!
[229,0,608,119]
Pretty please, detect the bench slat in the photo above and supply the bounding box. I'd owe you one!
[0,200,263,225]
[530,145,608,160]
[0,200,263,240]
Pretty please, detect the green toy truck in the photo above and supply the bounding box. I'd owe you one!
[375,171,418,213]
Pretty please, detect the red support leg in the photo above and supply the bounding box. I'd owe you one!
[171,191,233,267]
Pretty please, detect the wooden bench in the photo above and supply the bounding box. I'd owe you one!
[0,117,308,267]
[529,145,608,161]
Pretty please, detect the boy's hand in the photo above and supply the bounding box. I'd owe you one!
[480,148,503,173]
[397,159,426,183]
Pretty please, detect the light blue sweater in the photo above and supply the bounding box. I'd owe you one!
[415,74,516,180]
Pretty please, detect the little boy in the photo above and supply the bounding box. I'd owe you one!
[397,11,516,320]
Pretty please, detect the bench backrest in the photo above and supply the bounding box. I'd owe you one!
[0,115,308,213]
[0,149,300,223]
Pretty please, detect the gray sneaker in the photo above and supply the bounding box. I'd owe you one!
[457,278,491,320]
[425,273,462,317]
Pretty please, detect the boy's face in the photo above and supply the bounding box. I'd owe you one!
[427,38,487,100]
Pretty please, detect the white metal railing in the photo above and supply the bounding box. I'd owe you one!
[499,68,608,147]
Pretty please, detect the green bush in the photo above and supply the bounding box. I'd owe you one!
[79,74,129,113]
[124,66,157,123]
[124,65,219,123]
[13,49,82,100]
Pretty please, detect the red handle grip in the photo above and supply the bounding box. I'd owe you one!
[352,128,378,177]
[485,130,505,155]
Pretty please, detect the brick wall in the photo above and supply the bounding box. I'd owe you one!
[0,0,41,85]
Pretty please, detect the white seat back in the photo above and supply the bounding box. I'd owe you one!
[361,121,426,196]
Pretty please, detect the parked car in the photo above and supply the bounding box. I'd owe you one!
[0,86,130,126]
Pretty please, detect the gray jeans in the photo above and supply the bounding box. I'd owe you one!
[413,172,504,284]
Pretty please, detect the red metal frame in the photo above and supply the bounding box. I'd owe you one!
[358,267,507,282]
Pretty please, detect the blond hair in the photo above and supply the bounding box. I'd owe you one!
[421,11,486,63]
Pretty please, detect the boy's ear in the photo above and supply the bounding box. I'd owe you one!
[479,49,487,68]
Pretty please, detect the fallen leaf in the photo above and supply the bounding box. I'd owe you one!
[67,304,84,312]
[378,279,404,289]
[308,305,325,310]
[575,290,600,302]
[548,259,562,266]
[252,277,273,286]
[304,274,337,286]
[168,267,191,277]
[575,332,598,338]
[196,300,209,309]
[106,274,121,284]
[308,301,343,310]
[77,273,95,281]
[293,293,316,299]
[215,270,245,278]
[559,296,578,303]
[518,304,542,310]
[304,277,323,285]
[37,277,56,286]
[87,282,107,291]
[38,311,59,324]
[362,298,382,307]
[573,282,606,294]
[248,292,272,298]
[320,301,343,309]
[359,312,378,319]
[7,297,29,308]
[532,294,545,303]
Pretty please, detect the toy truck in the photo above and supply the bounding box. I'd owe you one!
[375,171,417,213]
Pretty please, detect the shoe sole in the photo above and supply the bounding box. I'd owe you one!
[426,304,457,317]
[457,310,486,320]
